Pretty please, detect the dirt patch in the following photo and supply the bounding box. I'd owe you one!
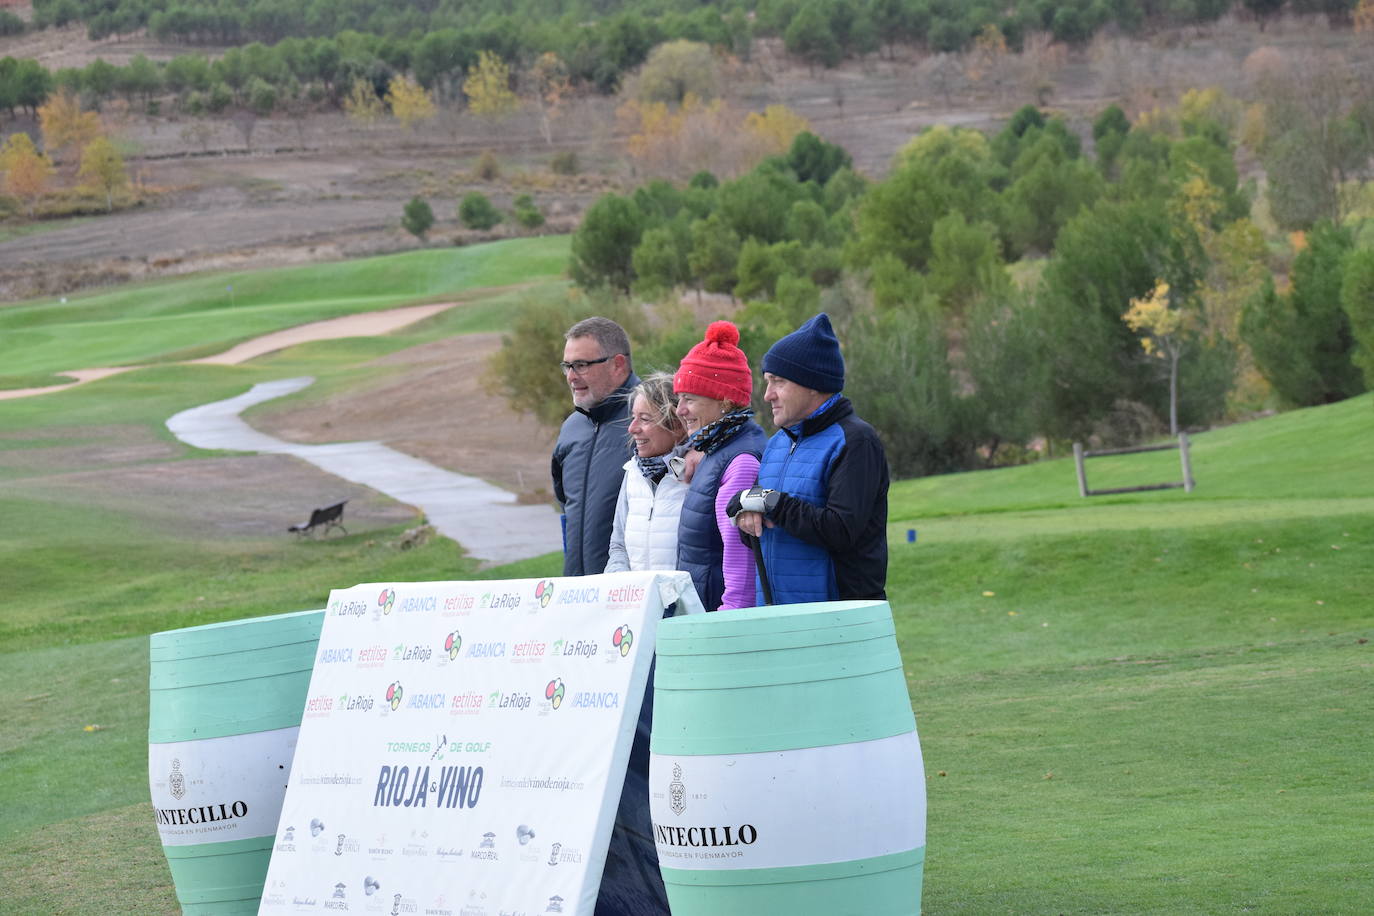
[4,418,416,540]
[0,423,179,474]
[254,332,558,500]
[27,453,419,538]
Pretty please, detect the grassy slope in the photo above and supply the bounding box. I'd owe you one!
[884,394,1374,913]
[0,246,574,911]
[0,249,1370,910]
[0,236,570,381]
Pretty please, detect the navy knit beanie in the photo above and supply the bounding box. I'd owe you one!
[762,312,844,393]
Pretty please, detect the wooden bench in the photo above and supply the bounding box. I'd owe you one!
[1072,434,1195,497]
[288,500,349,537]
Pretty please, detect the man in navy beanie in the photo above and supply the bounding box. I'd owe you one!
[728,312,890,604]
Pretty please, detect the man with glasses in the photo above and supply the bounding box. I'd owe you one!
[552,316,639,577]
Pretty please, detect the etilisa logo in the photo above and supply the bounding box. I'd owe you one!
[311,817,326,837]
[387,681,404,711]
[546,895,564,913]
[169,758,186,800]
[535,580,555,608]
[545,678,565,710]
[612,625,633,657]
[378,588,397,615]
[516,824,536,845]
[669,763,686,816]
[364,875,382,896]
[445,631,462,660]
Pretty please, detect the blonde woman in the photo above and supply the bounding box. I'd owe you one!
[605,373,689,573]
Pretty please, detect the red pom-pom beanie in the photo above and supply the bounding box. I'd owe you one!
[673,321,754,406]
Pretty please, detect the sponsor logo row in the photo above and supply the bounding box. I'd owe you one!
[273,818,585,865]
[328,582,649,622]
[266,822,585,911]
[263,877,570,916]
[318,625,635,670]
[306,678,622,720]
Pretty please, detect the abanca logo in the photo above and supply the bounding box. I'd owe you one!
[387,681,404,711]
[612,625,634,657]
[535,580,555,607]
[445,631,462,660]
[545,678,566,710]
[378,588,397,614]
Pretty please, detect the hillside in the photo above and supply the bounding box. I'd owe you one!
[3,15,1370,299]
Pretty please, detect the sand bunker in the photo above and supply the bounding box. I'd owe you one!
[0,302,456,400]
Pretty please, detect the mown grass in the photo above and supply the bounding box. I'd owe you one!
[0,235,570,376]
[881,393,1374,913]
[0,250,1370,912]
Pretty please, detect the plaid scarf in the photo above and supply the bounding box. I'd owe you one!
[688,408,755,455]
[635,455,669,484]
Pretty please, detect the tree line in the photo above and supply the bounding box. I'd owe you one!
[17,0,1374,98]
[492,93,1374,478]
[6,0,1373,121]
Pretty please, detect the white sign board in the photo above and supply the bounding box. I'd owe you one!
[260,572,700,916]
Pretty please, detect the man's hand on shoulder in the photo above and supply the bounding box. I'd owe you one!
[669,448,704,483]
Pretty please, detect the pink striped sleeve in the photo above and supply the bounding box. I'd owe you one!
[715,453,761,610]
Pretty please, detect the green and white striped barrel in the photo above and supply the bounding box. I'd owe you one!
[148,609,324,915]
[649,599,925,914]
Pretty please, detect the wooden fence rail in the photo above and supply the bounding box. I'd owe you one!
[1073,433,1195,497]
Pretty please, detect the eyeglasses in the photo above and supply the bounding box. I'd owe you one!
[559,356,612,374]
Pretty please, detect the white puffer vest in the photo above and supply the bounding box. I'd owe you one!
[615,457,688,572]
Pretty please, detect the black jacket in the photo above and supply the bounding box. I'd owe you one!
[551,374,639,576]
[754,396,889,603]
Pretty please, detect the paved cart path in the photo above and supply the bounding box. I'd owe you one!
[167,376,561,566]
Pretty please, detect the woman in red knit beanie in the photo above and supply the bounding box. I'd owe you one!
[672,321,766,610]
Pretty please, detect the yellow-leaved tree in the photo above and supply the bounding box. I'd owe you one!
[343,77,385,127]
[0,132,55,217]
[1356,0,1374,33]
[530,52,571,145]
[965,24,1010,98]
[621,97,809,181]
[385,76,436,131]
[38,88,103,165]
[622,93,738,180]
[743,105,809,157]
[464,51,518,120]
[78,135,128,211]
[1168,165,1270,410]
[1123,281,1191,435]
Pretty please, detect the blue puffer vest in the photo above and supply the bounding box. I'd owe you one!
[676,422,766,611]
[756,419,846,603]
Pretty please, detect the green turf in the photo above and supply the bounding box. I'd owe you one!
[0,251,1371,912]
[0,236,570,376]
[889,396,1374,521]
